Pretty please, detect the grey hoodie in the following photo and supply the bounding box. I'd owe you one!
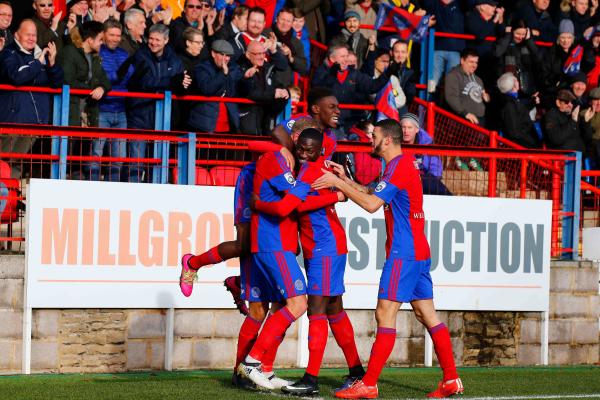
[444,65,486,119]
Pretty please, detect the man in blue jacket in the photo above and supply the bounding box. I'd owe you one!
[0,19,64,178]
[126,23,190,182]
[188,39,242,133]
[88,19,134,182]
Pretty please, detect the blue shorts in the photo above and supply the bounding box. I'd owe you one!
[239,257,273,302]
[305,254,346,296]
[378,258,433,303]
[233,166,254,225]
[252,251,307,301]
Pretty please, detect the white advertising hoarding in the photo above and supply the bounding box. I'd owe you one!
[25,179,552,311]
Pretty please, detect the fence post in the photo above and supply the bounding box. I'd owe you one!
[419,31,428,101]
[426,101,435,138]
[520,160,528,199]
[561,152,582,260]
[152,94,167,183]
[488,130,498,198]
[51,85,70,180]
[551,161,561,257]
[177,132,196,185]
[426,28,435,100]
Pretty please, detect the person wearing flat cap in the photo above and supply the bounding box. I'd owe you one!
[570,71,589,109]
[188,39,242,133]
[332,10,372,69]
[580,87,600,168]
[400,113,452,195]
[542,89,589,153]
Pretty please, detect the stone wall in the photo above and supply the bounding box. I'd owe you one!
[0,256,597,373]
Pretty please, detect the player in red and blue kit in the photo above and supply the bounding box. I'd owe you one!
[313,118,464,399]
[237,148,313,390]
[252,129,365,396]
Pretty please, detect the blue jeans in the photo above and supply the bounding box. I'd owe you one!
[432,50,460,88]
[127,140,147,183]
[88,111,127,182]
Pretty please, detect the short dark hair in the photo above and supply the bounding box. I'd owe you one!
[291,8,304,18]
[460,47,479,59]
[391,39,408,51]
[308,87,335,114]
[103,19,122,32]
[0,1,12,9]
[80,21,104,41]
[248,6,266,19]
[277,7,294,18]
[298,128,323,147]
[375,119,402,145]
[233,4,249,17]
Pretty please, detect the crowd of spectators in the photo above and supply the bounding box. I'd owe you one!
[0,0,599,185]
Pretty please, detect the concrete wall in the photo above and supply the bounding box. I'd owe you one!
[0,256,598,373]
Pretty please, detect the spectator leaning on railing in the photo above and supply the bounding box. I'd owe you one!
[0,19,64,178]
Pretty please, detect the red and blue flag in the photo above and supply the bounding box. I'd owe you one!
[563,45,583,76]
[374,2,430,43]
[375,80,399,122]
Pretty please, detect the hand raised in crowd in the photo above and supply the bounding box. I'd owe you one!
[280,43,292,57]
[244,65,259,79]
[206,8,217,26]
[531,28,540,37]
[572,105,580,122]
[218,9,226,27]
[67,13,77,32]
[182,71,192,89]
[532,92,540,105]
[46,42,57,67]
[368,34,377,50]
[221,58,229,75]
[584,107,595,123]
[92,6,111,23]
[90,87,105,101]
[274,88,289,100]
[493,7,504,24]
[482,90,491,103]
[465,113,479,125]
[428,15,436,27]
[162,6,174,25]
[0,37,5,52]
[584,26,594,39]
[265,32,278,53]
[51,11,62,31]
[37,48,47,65]
[592,0,599,14]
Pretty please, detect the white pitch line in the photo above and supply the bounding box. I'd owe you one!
[390,395,600,400]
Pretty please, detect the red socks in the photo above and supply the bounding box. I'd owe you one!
[328,311,362,369]
[428,323,458,381]
[188,247,223,270]
[305,314,328,376]
[235,316,262,369]
[261,331,285,373]
[362,327,396,386]
[248,307,296,362]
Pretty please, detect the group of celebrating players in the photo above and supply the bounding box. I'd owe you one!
[177,87,464,399]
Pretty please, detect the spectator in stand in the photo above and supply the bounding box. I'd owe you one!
[65,0,92,31]
[288,85,301,114]
[194,0,222,42]
[362,48,390,76]
[582,87,600,168]
[543,89,589,152]
[244,0,276,28]
[497,72,542,148]
[332,10,376,70]
[169,0,204,54]
[289,0,329,43]
[345,0,376,39]
[213,4,248,41]
[0,19,63,178]
[541,19,577,106]
[512,0,557,43]
[347,49,359,68]
[348,119,382,187]
[87,0,121,24]
[127,23,190,182]
[272,7,308,87]
[88,19,134,182]
[188,39,242,133]
[32,0,67,50]
[389,39,417,115]
[571,71,589,108]
[232,7,270,60]
[178,27,204,72]
[0,1,13,51]
[400,112,452,195]
[422,0,465,94]
[58,20,111,128]
[465,0,505,86]
[557,0,597,41]
[132,0,173,35]
[445,47,490,126]
[119,8,146,55]
[493,19,542,98]
[291,8,311,71]
[238,40,289,135]
[312,42,392,135]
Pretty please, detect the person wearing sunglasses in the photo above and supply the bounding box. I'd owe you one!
[543,88,589,153]
[169,0,203,54]
[31,0,67,50]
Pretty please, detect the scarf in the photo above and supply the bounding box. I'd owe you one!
[273,25,294,50]
[341,28,362,54]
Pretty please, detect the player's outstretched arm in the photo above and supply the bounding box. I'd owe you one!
[313,170,384,214]
[251,193,303,217]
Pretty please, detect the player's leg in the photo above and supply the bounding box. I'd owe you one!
[222,224,250,314]
[257,301,294,390]
[411,260,462,398]
[233,301,269,389]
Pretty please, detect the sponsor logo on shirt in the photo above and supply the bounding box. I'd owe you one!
[375,181,387,193]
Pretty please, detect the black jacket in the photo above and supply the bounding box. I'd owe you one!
[169,16,194,55]
[512,2,557,43]
[543,107,588,152]
[499,95,542,149]
[272,26,309,86]
[493,35,542,97]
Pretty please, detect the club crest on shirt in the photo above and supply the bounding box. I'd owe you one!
[243,207,251,219]
[294,279,304,291]
[284,172,296,185]
[375,181,387,193]
[251,287,261,298]
[287,119,295,130]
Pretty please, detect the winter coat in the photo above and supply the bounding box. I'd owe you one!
[413,129,443,178]
[543,107,588,152]
[499,94,542,149]
[99,44,133,114]
[58,44,111,127]
[0,41,64,124]
[272,26,309,87]
[465,10,505,61]
[187,58,242,133]
[32,15,67,51]
[493,35,542,97]
[512,2,557,43]
[126,44,184,130]
[422,0,465,52]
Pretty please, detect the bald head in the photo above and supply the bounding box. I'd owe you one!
[15,19,37,52]
[246,40,266,67]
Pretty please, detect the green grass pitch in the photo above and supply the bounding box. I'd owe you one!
[1,366,599,399]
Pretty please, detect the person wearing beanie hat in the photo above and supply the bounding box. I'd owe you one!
[498,72,542,149]
[570,71,589,108]
[399,113,452,195]
[346,0,377,38]
[332,9,371,69]
[558,19,575,37]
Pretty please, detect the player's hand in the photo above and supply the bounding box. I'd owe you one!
[324,160,347,179]
[336,191,347,202]
[280,146,295,170]
[312,169,341,190]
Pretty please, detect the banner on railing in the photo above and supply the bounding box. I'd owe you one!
[25,179,551,311]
